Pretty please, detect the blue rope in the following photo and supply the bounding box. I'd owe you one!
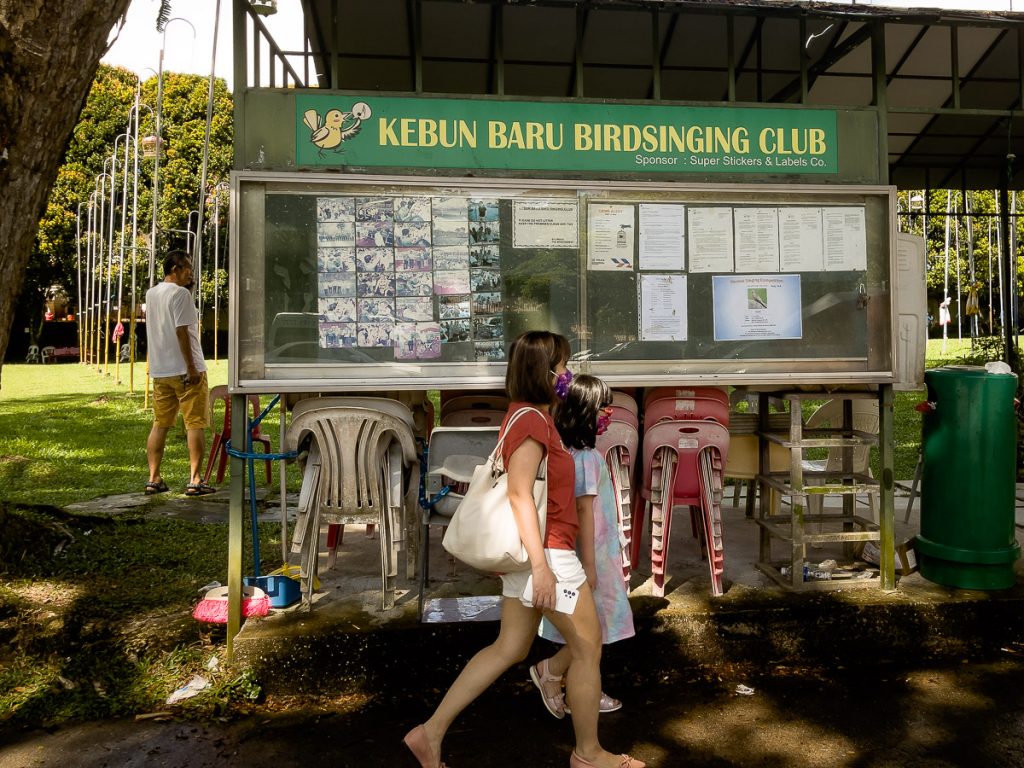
[417,439,452,510]
[219,394,297,579]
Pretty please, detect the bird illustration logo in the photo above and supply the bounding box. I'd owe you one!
[303,102,372,156]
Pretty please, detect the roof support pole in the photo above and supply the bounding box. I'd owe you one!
[799,15,808,104]
[1018,27,1024,111]
[650,10,661,101]
[232,0,246,169]
[574,5,585,97]
[951,27,960,111]
[491,4,503,96]
[999,184,1019,370]
[727,15,736,102]
[871,21,888,184]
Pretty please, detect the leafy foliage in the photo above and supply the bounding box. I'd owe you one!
[18,65,233,348]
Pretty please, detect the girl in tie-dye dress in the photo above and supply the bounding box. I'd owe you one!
[531,374,635,717]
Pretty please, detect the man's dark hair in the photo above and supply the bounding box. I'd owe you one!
[163,251,191,276]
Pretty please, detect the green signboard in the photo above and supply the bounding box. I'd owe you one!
[295,95,838,175]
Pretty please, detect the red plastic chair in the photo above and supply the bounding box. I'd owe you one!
[203,385,273,485]
[644,396,731,429]
[632,420,730,596]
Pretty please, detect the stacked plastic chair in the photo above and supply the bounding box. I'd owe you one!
[285,397,419,611]
[418,425,501,618]
[595,391,640,587]
[632,387,730,597]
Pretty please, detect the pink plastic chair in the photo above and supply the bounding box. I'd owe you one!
[596,419,640,586]
[643,386,729,410]
[611,391,638,418]
[632,419,730,597]
[609,404,639,431]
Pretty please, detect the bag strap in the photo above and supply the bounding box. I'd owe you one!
[493,406,549,475]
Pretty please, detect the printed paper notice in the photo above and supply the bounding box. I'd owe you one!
[639,273,687,341]
[778,208,824,271]
[588,203,635,270]
[688,207,734,273]
[822,207,867,271]
[638,204,686,271]
[733,208,780,273]
[512,200,579,249]
[712,274,803,341]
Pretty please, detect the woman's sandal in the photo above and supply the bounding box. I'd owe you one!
[564,691,623,715]
[184,481,217,497]
[569,751,646,768]
[529,657,566,719]
[144,479,169,495]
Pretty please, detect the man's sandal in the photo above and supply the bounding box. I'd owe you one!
[145,480,169,495]
[184,482,217,497]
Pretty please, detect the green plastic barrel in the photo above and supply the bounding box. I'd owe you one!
[916,365,1020,589]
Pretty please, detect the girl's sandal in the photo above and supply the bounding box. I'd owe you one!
[529,657,566,719]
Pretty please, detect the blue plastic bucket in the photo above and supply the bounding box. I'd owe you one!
[243,574,301,608]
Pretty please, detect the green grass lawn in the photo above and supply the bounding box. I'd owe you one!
[0,360,305,506]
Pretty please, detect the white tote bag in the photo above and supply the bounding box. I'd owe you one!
[442,407,548,572]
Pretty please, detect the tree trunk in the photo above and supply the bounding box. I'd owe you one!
[0,1,133,385]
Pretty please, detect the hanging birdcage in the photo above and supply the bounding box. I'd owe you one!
[141,134,162,159]
[251,0,277,16]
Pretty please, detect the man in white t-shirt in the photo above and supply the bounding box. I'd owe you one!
[145,252,214,496]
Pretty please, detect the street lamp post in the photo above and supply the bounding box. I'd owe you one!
[114,132,138,385]
[105,139,132,376]
[94,165,113,373]
[76,201,87,362]
[85,193,96,366]
[150,17,197,287]
[115,87,155,392]
[194,0,223,341]
[209,182,229,362]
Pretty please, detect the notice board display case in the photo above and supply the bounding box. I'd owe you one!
[230,172,896,392]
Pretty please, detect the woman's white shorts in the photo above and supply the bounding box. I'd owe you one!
[500,547,587,602]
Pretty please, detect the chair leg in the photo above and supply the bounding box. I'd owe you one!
[215,442,229,484]
[203,433,222,485]
[629,498,643,573]
[255,437,273,485]
[904,451,923,524]
[418,519,430,621]
[326,523,342,569]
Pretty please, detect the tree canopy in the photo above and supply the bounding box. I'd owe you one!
[14,63,233,355]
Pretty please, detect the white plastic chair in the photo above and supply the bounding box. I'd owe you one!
[439,395,509,421]
[419,426,500,617]
[41,346,56,364]
[286,404,419,611]
[290,395,421,576]
[440,409,506,427]
[25,345,40,363]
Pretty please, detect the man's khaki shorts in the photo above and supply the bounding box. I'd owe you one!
[153,372,210,430]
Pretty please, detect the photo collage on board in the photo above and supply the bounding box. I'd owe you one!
[315,195,505,361]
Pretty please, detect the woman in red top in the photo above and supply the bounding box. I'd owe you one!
[404,331,644,768]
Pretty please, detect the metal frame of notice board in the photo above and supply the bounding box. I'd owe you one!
[229,171,898,394]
